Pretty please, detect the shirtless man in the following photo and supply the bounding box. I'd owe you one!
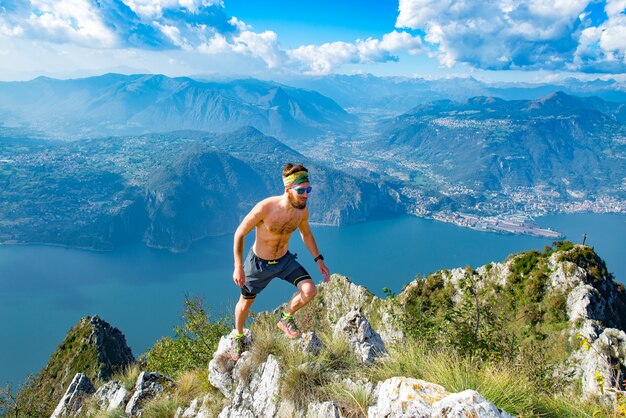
[230,163,331,360]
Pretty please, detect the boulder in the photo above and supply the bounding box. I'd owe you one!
[125,372,173,416]
[219,354,281,418]
[431,390,513,417]
[50,373,95,418]
[334,308,387,363]
[93,380,130,412]
[581,328,626,399]
[306,401,341,417]
[299,331,324,355]
[342,376,376,399]
[175,395,213,418]
[368,377,448,417]
[321,275,381,324]
[209,329,252,398]
[567,284,605,323]
[274,399,342,418]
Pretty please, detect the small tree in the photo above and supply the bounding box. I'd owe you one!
[143,295,231,377]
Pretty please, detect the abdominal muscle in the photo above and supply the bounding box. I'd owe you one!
[252,221,298,260]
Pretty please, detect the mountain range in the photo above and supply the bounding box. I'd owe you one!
[0,127,401,251]
[376,92,626,195]
[0,74,354,143]
[0,73,625,250]
[284,73,626,113]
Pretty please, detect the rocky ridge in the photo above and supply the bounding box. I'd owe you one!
[27,244,626,416]
[16,315,134,417]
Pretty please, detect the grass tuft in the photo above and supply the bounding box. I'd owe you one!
[110,363,141,391]
[173,368,213,405]
[322,381,372,418]
[142,396,180,418]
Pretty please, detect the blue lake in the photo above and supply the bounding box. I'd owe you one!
[0,212,624,387]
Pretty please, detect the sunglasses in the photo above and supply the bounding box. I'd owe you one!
[291,186,312,195]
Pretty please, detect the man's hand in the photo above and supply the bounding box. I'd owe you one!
[317,260,330,282]
[233,266,246,287]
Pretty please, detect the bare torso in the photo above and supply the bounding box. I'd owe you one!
[252,196,307,259]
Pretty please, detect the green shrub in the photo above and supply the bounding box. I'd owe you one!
[143,296,230,377]
[553,240,575,252]
[544,292,568,323]
[511,250,542,277]
[557,246,611,283]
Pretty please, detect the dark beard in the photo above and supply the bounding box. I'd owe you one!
[288,193,307,209]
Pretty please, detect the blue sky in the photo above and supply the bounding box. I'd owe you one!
[0,0,625,82]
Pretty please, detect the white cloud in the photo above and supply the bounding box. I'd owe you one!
[198,32,230,53]
[228,16,250,32]
[120,0,223,19]
[231,30,284,68]
[153,21,189,49]
[287,30,423,75]
[397,0,592,70]
[0,17,24,37]
[27,0,117,47]
[574,0,626,70]
[288,41,357,75]
[198,29,285,68]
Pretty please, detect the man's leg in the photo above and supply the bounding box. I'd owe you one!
[231,295,255,361]
[235,295,255,334]
[285,279,317,315]
[277,280,316,339]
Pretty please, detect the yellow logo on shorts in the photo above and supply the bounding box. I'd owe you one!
[268,261,278,265]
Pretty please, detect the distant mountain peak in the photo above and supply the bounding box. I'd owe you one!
[463,96,504,106]
[529,90,579,108]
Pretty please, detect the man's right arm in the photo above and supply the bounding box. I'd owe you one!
[233,201,266,287]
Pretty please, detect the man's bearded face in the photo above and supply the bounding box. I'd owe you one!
[287,184,309,209]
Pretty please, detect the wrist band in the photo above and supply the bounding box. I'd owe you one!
[314,254,324,262]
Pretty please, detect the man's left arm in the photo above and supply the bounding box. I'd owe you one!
[299,210,330,282]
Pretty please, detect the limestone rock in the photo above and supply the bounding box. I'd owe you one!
[567,284,605,323]
[275,399,341,418]
[431,390,513,417]
[548,246,626,330]
[378,308,404,344]
[334,308,387,363]
[175,395,213,418]
[548,258,585,291]
[343,376,376,399]
[368,377,448,417]
[125,371,173,417]
[209,329,252,398]
[88,315,135,380]
[581,328,626,399]
[93,380,130,412]
[306,401,341,417]
[321,275,380,323]
[51,373,95,418]
[299,331,323,355]
[219,354,281,418]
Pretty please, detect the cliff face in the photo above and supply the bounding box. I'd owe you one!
[17,316,134,417]
[23,244,626,417]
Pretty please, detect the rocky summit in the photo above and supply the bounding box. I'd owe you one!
[16,315,134,417]
[15,243,626,417]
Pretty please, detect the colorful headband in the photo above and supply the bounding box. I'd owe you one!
[283,171,309,188]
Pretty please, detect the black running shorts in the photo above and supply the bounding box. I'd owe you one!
[241,248,311,299]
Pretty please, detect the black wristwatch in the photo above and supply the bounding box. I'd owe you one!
[314,254,324,262]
